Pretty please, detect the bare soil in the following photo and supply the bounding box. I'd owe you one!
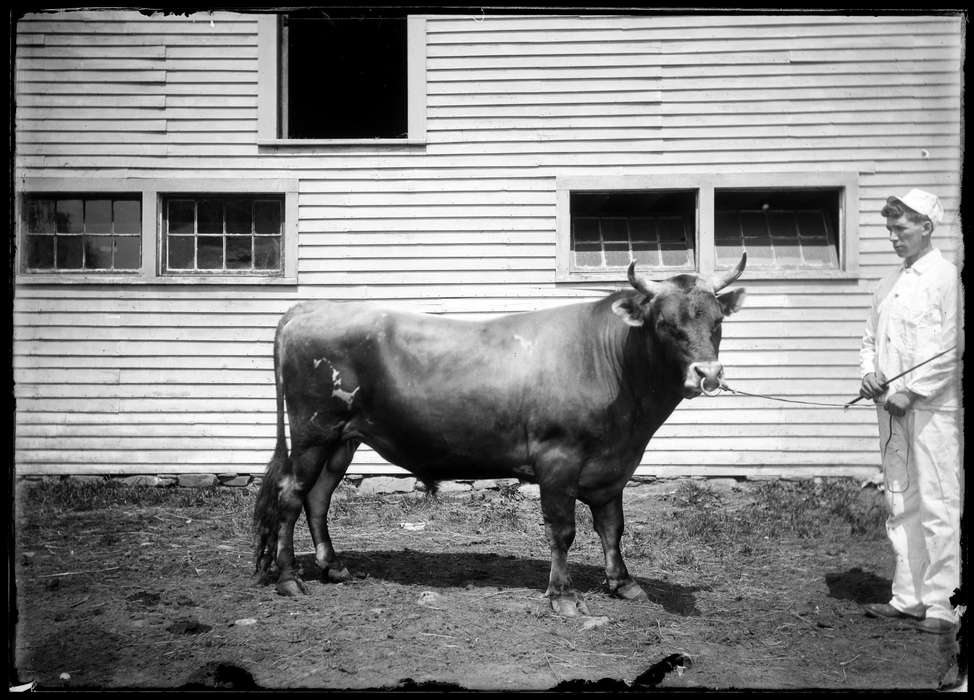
[11,478,966,691]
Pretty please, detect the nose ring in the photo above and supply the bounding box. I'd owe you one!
[699,376,723,396]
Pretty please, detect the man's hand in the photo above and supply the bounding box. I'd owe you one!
[884,391,917,417]
[860,371,888,400]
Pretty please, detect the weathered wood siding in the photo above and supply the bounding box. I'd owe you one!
[14,11,964,479]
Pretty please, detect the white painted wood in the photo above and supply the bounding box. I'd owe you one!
[11,10,963,479]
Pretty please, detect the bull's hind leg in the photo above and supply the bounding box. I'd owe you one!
[304,440,358,583]
[591,495,647,601]
[273,445,328,596]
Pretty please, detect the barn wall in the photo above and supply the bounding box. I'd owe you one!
[13,11,964,479]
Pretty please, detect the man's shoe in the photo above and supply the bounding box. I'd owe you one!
[863,603,921,620]
[916,618,956,635]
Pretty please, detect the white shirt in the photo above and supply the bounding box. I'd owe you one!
[859,247,960,411]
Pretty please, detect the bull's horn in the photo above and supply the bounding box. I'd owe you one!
[627,260,668,297]
[709,252,747,292]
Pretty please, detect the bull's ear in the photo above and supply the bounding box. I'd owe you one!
[717,288,746,316]
[611,297,645,327]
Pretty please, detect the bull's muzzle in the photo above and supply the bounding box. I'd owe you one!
[685,362,723,397]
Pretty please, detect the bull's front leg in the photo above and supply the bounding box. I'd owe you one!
[538,480,590,617]
[591,495,648,601]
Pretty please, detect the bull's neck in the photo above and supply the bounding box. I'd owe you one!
[595,300,683,417]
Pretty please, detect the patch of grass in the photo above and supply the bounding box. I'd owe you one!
[619,479,886,566]
[17,479,252,514]
[672,479,886,549]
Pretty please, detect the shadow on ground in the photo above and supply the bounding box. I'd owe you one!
[824,567,891,604]
[293,549,707,616]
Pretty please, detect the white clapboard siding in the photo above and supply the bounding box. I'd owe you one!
[13,10,963,479]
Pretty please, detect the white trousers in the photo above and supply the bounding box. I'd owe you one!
[877,406,962,622]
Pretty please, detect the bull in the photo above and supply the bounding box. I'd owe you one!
[254,254,746,616]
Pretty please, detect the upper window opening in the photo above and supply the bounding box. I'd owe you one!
[281,11,407,139]
[715,188,840,269]
[22,194,141,272]
[570,190,696,271]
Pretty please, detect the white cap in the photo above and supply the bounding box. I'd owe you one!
[888,189,944,227]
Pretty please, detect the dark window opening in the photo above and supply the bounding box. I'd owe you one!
[715,188,840,269]
[570,190,697,270]
[282,10,408,139]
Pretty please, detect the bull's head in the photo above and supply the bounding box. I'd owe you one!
[611,253,747,399]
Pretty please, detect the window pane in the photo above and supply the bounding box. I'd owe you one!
[254,236,281,270]
[600,219,629,244]
[629,218,659,267]
[600,219,629,266]
[114,236,141,270]
[767,212,797,238]
[27,199,55,233]
[801,238,835,266]
[168,200,195,234]
[56,199,84,234]
[796,211,829,238]
[716,240,745,266]
[657,218,686,245]
[661,243,690,267]
[114,200,141,233]
[226,236,253,269]
[740,212,768,239]
[254,200,282,234]
[197,235,224,268]
[772,238,803,267]
[745,237,774,263]
[226,199,252,234]
[26,235,54,269]
[84,235,114,268]
[715,211,740,240]
[56,235,84,268]
[85,199,113,233]
[572,218,602,267]
[197,199,224,234]
[168,236,195,269]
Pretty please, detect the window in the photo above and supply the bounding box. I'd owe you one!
[22,194,141,272]
[162,196,284,274]
[571,191,696,271]
[257,14,427,144]
[17,178,298,285]
[556,172,858,281]
[715,189,840,270]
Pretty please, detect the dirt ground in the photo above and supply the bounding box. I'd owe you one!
[10,477,966,691]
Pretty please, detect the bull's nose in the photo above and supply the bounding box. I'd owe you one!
[687,362,724,394]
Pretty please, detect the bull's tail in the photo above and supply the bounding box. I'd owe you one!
[253,312,292,580]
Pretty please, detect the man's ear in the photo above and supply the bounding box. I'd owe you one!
[717,288,746,316]
[611,297,646,327]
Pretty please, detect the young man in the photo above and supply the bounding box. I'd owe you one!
[858,189,961,635]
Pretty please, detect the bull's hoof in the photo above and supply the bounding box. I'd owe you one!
[275,578,307,597]
[549,594,591,617]
[323,565,352,583]
[609,579,648,601]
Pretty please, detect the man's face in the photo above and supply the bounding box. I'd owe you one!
[885,213,931,262]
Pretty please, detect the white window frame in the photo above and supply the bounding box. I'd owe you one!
[16,178,299,285]
[556,171,859,282]
[257,14,427,147]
